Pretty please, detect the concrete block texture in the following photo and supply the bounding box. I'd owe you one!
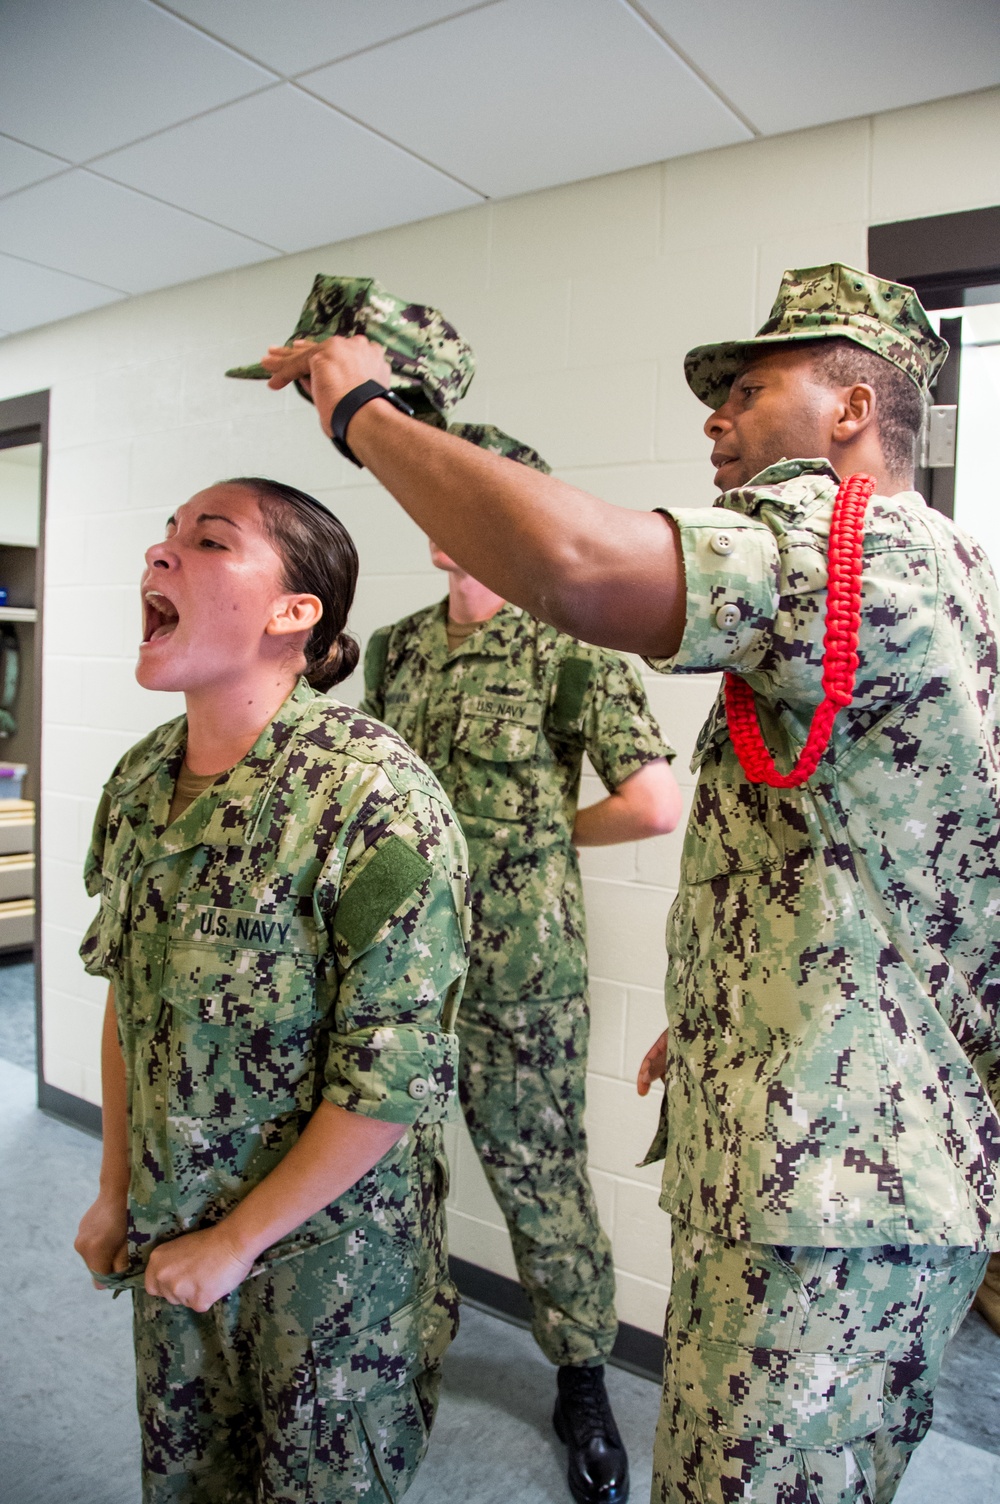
[2,86,993,1333]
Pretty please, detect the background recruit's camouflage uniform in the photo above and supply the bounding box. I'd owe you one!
[362,602,673,1367]
[645,453,1000,1501]
[80,680,470,1504]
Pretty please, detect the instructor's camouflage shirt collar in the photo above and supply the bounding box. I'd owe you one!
[685,262,948,410]
[226,273,475,424]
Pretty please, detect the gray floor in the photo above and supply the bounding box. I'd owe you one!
[1,1052,997,1503]
[0,953,35,1071]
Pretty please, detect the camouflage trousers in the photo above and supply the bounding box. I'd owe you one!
[653,1218,987,1504]
[132,1238,459,1504]
[457,990,617,1367]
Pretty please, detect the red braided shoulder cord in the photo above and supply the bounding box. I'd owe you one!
[724,472,876,789]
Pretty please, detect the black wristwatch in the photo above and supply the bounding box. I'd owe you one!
[330,380,414,467]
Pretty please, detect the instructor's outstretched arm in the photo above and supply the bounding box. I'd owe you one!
[262,337,686,660]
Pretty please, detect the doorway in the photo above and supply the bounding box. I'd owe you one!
[0,392,47,1093]
[929,293,1000,578]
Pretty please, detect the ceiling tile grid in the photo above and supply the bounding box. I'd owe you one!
[93,83,480,252]
[636,0,1000,136]
[0,171,279,296]
[0,0,997,341]
[0,0,274,163]
[155,0,494,78]
[302,0,751,198]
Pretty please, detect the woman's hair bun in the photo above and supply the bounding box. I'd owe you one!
[307,631,359,693]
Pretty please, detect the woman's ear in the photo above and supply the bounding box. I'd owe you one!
[266,593,323,638]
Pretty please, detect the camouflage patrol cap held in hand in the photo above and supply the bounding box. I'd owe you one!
[226,273,475,423]
[447,422,551,473]
[685,263,949,410]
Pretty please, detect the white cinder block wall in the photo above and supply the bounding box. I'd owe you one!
[2,87,998,1336]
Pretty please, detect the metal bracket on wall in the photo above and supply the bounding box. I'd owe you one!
[921,405,958,469]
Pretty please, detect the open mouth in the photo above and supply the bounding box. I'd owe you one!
[142,590,180,644]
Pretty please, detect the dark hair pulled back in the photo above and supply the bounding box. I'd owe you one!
[225,476,360,692]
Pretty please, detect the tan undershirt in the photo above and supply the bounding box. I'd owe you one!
[168,764,221,825]
[446,616,490,653]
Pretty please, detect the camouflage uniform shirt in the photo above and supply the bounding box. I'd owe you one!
[645,458,1000,1249]
[362,601,673,1001]
[80,679,470,1277]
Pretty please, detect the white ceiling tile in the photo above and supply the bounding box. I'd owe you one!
[0,0,274,163]
[96,84,481,252]
[0,254,125,335]
[0,134,69,198]
[302,0,750,198]
[0,172,278,295]
[157,0,490,76]
[637,0,1000,135]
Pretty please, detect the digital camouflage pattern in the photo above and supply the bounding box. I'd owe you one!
[684,263,950,409]
[447,421,551,472]
[654,1217,987,1504]
[644,458,1000,1249]
[457,988,618,1365]
[132,1221,458,1503]
[225,273,475,423]
[80,679,469,1500]
[361,601,673,1002]
[362,601,673,1364]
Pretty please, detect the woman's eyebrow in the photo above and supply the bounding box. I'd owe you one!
[196,512,241,529]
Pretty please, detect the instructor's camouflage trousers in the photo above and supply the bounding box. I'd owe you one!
[653,1218,987,1504]
[457,990,617,1367]
[132,1237,459,1504]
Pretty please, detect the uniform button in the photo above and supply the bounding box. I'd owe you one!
[710,530,734,556]
[407,1078,430,1101]
[715,603,742,629]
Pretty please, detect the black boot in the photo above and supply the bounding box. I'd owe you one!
[553,1364,630,1504]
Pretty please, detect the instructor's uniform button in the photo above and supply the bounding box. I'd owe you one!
[715,603,742,629]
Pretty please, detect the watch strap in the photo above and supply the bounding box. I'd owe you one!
[330,381,414,466]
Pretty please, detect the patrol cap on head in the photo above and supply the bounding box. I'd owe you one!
[447,422,551,473]
[226,273,476,423]
[685,263,948,410]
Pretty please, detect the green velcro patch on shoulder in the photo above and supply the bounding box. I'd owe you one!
[335,834,432,953]
[364,629,391,697]
[551,656,593,731]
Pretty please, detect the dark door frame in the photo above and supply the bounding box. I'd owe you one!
[868,205,1000,517]
[0,390,100,1134]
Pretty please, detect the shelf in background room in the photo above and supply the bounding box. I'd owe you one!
[0,607,36,622]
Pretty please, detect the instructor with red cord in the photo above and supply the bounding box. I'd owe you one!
[260,264,1000,1504]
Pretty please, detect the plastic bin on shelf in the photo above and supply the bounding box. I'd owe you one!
[0,763,27,800]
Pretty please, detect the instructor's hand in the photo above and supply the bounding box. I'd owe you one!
[260,336,393,436]
[144,1226,256,1312]
[74,1191,129,1287]
[637,1029,668,1096]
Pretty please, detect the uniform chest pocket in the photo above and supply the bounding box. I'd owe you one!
[162,918,323,1122]
[449,695,543,824]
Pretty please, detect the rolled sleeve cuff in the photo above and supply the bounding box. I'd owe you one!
[645,507,780,675]
[323,1026,460,1125]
